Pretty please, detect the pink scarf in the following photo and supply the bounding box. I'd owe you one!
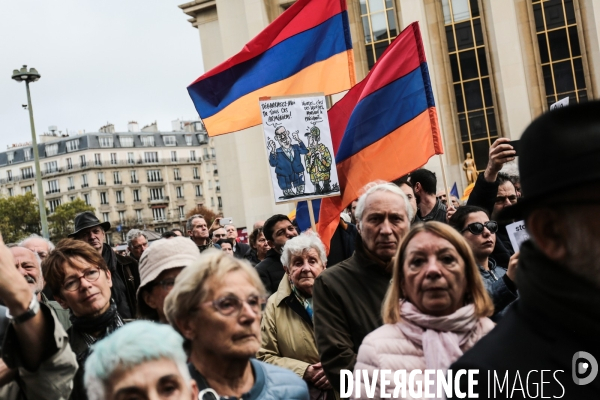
[397,300,479,372]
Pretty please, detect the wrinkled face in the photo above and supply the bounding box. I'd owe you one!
[75,226,106,252]
[129,236,148,260]
[225,225,237,239]
[451,197,461,208]
[285,248,325,297]
[400,183,418,221]
[11,247,44,296]
[220,243,234,255]
[492,181,518,220]
[182,271,262,360]
[401,231,467,316]
[274,128,291,148]
[437,191,447,205]
[143,268,184,323]
[269,220,298,251]
[107,358,197,400]
[56,256,113,318]
[358,191,410,262]
[22,238,51,260]
[255,233,270,258]
[212,228,227,241]
[461,212,495,263]
[188,218,208,242]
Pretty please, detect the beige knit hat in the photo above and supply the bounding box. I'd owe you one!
[136,237,200,319]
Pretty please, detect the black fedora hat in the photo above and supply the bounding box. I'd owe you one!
[499,100,600,220]
[68,211,111,238]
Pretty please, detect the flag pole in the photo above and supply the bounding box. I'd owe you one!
[307,200,317,231]
[438,154,452,207]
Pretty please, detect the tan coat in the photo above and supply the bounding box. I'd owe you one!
[257,276,319,379]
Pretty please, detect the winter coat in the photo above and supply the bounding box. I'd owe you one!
[354,316,494,399]
[256,249,285,295]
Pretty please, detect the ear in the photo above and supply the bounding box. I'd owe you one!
[267,239,275,249]
[190,379,199,399]
[283,266,290,275]
[142,289,158,310]
[105,269,113,288]
[413,182,422,194]
[176,317,197,341]
[526,208,568,263]
[54,295,69,310]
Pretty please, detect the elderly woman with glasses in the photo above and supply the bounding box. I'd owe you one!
[164,250,309,400]
[43,238,126,400]
[257,232,333,399]
[449,205,519,319]
[136,237,200,323]
[354,222,494,399]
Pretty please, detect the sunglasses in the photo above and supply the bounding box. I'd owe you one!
[461,221,498,235]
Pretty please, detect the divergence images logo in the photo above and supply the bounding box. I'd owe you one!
[572,351,598,385]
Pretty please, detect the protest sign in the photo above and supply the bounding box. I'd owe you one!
[506,220,530,252]
[550,96,569,110]
[259,94,340,204]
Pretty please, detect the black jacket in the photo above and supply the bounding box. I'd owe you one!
[233,241,251,259]
[415,198,447,223]
[451,241,600,398]
[256,249,285,295]
[327,219,358,267]
[102,244,139,319]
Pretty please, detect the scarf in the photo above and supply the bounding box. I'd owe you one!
[70,300,124,346]
[290,281,313,321]
[397,301,479,372]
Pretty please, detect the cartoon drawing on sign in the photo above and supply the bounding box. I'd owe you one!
[267,125,308,197]
[260,94,341,203]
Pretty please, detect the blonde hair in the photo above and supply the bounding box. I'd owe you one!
[164,249,266,332]
[382,221,494,324]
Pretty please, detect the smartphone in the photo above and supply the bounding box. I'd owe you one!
[220,217,233,226]
[508,140,520,156]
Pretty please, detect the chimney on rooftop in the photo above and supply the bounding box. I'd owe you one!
[128,121,139,132]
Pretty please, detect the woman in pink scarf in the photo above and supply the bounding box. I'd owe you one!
[353,222,494,399]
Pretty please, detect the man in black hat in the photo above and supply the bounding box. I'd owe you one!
[452,101,600,398]
[69,211,139,319]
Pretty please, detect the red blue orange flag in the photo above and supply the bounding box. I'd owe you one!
[187,0,356,136]
[318,22,444,251]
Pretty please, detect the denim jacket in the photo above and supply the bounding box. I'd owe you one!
[478,258,518,320]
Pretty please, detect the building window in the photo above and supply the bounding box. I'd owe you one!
[45,144,58,157]
[216,181,220,192]
[193,167,200,179]
[24,148,31,161]
[82,174,89,187]
[152,207,166,221]
[21,167,34,179]
[171,151,178,162]
[44,161,58,174]
[531,0,587,108]
[69,196,76,202]
[133,189,141,202]
[83,193,91,205]
[141,136,155,147]
[128,152,135,164]
[208,180,212,189]
[116,190,124,203]
[359,0,398,69]
[189,150,196,161]
[442,0,498,171]
[136,209,143,222]
[99,136,114,148]
[120,136,134,147]
[211,148,216,158]
[94,153,102,166]
[110,153,118,165]
[131,170,138,184]
[7,188,14,197]
[211,197,215,207]
[147,169,162,182]
[213,163,217,174]
[80,154,87,167]
[113,171,122,184]
[7,152,14,164]
[203,148,209,158]
[218,196,222,208]
[48,199,62,213]
[67,177,74,190]
[195,185,203,197]
[144,152,159,163]
[163,136,177,146]
[102,212,110,222]
[22,186,32,194]
[179,205,185,219]
[149,187,164,200]
[47,180,60,194]
[197,133,208,144]
[98,172,106,185]
[174,168,181,180]
[66,158,73,170]
[100,192,108,204]
[205,162,211,173]
[6,171,12,181]
[185,135,193,146]
[66,139,79,152]
[176,186,183,198]
[118,211,125,223]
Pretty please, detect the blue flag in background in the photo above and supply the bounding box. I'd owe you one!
[450,183,459,199]
[296,199,321,232]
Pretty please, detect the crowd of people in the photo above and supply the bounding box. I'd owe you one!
[0,102,598,399]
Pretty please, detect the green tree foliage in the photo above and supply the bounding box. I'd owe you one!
[48,198,95,241]
[0,192,40,243]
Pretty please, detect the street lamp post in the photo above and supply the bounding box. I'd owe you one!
[12,65,49,239]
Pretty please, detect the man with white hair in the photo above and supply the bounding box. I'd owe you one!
[313,182,413,394]
[126,229,149,262]
[20,234,56,298]
[85,321,199,400]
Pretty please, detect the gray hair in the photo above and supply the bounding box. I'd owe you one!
[355,182,413,229]
[19,233,55,252]
[126,229,148,248]
[9,245,43,274]
[281,231,327,268]
[186,214,205,232]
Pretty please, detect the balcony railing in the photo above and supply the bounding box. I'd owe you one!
[45,189,61,195]
[202,155,210,161]
[114,180,122,185]
[131,179,139,184]
[98,181,107,186]
[81,183,89,188]
[67,186,75,191]
[147,178,163,183]
[214,169,218,175]
[174,177,182,181]
[148,196,169,203]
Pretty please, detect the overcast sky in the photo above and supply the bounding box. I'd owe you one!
[0,1,205,151]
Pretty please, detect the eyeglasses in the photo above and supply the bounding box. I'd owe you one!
[63,268,101,292]
[461,221,498,235]
[201,295,266,316]
[152,278,176,291]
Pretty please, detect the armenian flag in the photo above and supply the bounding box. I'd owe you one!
[318,22,444,251]
[187,0,356,136]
